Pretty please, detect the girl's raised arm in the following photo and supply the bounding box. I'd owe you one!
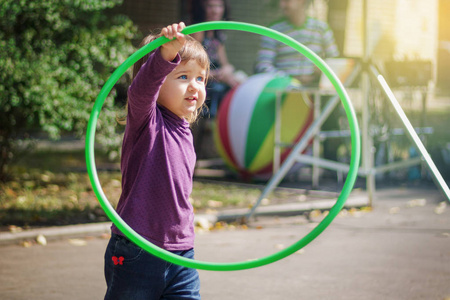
[160,22,186,62]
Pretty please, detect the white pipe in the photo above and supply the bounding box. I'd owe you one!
[377,74,450,202]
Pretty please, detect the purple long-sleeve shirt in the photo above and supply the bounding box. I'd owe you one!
[111,48,196,251]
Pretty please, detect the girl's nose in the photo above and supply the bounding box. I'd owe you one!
[188,80,199,92]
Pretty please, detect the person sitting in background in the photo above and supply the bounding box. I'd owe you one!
[255,0,341,162]
[255,0,339,87]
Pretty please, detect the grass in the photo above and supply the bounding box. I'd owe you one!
[190,181,261,210]
[0,149,264,228]
[0,169,117,227]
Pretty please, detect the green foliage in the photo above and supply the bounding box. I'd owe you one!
[0,0,137,180]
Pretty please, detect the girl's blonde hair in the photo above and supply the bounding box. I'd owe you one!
[117,33,210,125]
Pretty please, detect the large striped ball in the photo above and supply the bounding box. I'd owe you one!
[214,73,314,179]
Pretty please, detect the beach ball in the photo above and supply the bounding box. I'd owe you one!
[214,73,314,179]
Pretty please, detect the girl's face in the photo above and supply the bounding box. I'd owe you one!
[158,60,207,120]
[205,0,225,21]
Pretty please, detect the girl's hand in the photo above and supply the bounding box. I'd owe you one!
[160,22,186,62]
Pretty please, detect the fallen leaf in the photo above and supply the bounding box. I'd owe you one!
[227,224,237,231]
[309,210,322,219]
[41,174,51,182]
[213,221,226,230]
[275,244,285,250]
[205,209,218,214]
[101,233,111,240]
[21,241,32,248]
[297,195,307,202]
[8,225,23,233]
[389,207,400,214]
[109,179,121,188]
[207,200,223,208]
[68,239,87,246]
[349,208,365,218]
[17,196,27,204]
[36,234,47,246]
[295,249,305,255]
[338,209,348,217]
[47,184,60,193]
[406,199,426,207]
[434,202,447,215]
[195,217,211,230]
[360,206,373,212]
[5,188,17,197]
[261,198,270,206]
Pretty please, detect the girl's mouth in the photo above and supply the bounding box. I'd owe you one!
[185,96,197,103]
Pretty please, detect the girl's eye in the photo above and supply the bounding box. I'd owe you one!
[179,75,188,80]
[196,76,205,82]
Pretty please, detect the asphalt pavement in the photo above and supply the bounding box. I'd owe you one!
[0,186,449,300]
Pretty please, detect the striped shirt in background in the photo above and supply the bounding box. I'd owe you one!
[255,17,339,78]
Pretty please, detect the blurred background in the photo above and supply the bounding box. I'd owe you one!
[1,0,449,227]
[108,0,450,89]
[112,0,450,190]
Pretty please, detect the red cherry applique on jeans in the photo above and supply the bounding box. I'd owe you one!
[112,256,124,265]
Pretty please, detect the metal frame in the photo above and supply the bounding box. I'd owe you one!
[246,61,437,220]
[247,64,360,220]
[245,0,447,220]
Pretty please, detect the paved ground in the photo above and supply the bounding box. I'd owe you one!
[0,186,449,300]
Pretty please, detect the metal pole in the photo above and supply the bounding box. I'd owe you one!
[377,74,450,202]
[362,0,375,206]
[273,91,282,173]
[312,91,321,188]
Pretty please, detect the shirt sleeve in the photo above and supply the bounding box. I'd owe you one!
[255,35,278,74]
[322,24,340,58]
[127,47,181,131]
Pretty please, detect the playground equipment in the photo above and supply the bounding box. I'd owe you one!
[246,0,450,219]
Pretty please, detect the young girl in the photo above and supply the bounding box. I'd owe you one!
[104,22,209,299]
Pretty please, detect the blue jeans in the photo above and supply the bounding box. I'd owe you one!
[104,233,201,300]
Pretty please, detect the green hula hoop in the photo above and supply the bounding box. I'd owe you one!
[85,21,361,271]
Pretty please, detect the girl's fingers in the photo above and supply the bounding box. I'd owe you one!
[175,22,186,41]
[171,23,178,38]
[159,22,186,61]
[161,27,168,39]
[168,26,174,39]
[172,22,186,34]
[162,22,186,40]
[162,27,172,39]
